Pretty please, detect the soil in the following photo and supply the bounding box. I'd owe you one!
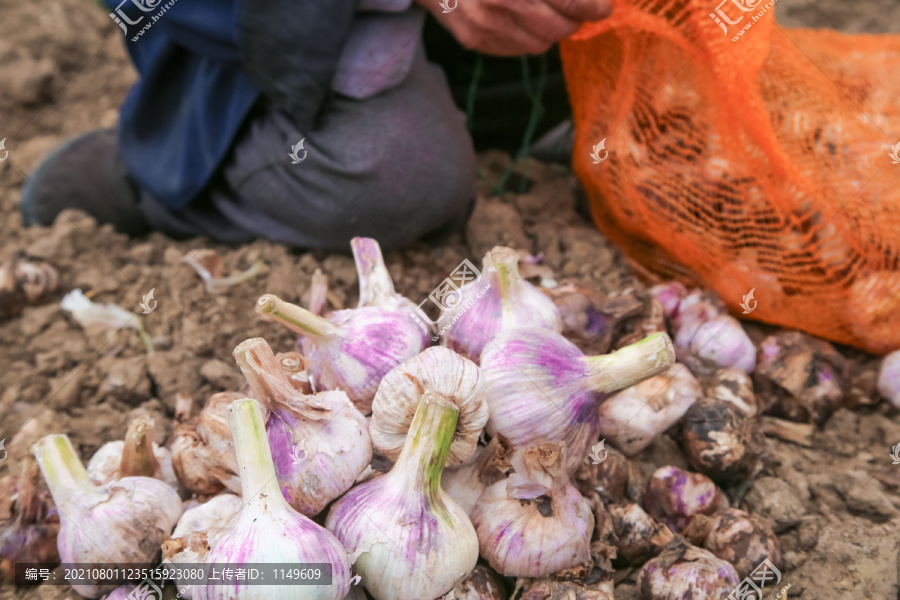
[1,0,899,599]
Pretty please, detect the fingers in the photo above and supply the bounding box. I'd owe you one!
[544,0,614,22]
[448,5,562,55]
[504,0,582,46]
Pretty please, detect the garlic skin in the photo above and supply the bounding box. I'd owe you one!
[443,246,562,362]
[370,346,488,466]
[574,443,630,502]
[643,466,729,533]
[256,294,425,414]
[519,578,615,600]
[878,350,900,407]
[32,434,182,598]
[699,508,782,579]
[234,337,372,516]
[192,400,351,600]
[351,237,432,346]
[546,283,643,355]
[471,443,594,577]
[441,436,513,515]
[637,539,740,600]
[327,392,478,600]
[701,367,758,417]
[169,392,242,495]
[680,397,762,486]
[0,459,60,582]
[609,503,674,564]
[276,351,313,394]
[597,364,701,456]
[443,565,507,600]
[482,328,675,473]
[87,416,179,490]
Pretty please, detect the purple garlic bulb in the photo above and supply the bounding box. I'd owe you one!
[442,246,561,362]
[643,466,729,533]
[256,293,426,414]
[637,539,740,600]
[193,400,351,600]
[0,459,60,582]
[482,328,675,473]
[233,337,371,516]
[649,282,688,318]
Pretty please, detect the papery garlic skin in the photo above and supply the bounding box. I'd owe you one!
[443,565,506,600]
[370,346,488,466]
[637,540,740,600]
[471,443,594,577]
[327,392,478,600]
[482,328,675,473]
[194,400,351,600]
[443,246,561,362]
[643,466,728,533]
[257,294,425,414]
[32,435,182,598]
[700,508,782,579]
[234,337,372,516]
[609,503,674,564]
[702,367,757,417]
[0,459,60,581]
[441,437,513,516]
[680,397,762,486]
[597,364,701,456]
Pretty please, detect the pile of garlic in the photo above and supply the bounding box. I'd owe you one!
[19,238,811,600]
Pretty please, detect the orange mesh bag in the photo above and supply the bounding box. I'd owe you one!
[560,0,900,353]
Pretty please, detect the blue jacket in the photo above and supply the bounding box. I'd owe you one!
[105,0,357,210]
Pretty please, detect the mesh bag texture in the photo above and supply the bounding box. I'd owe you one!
[560,0,900,353]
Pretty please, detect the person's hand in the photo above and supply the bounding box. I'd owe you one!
[416,0,613,56]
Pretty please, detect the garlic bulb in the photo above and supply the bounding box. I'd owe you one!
[443,564,506,600]
[609,503,674,564]
[87,416,179,490]
[482,328,675,473]
[518,578,615,600]
[443,246,561,362]
[696,508,782,579]
[351,237,431,344]
[189,399,351,600]
[234,337,372,516]
[636,539,739,600]
[326,391,478,600]
[169,392,242,495]
[370,346,488,466]
[471,443,594,577]
[32,434,182,598]
[441,436,513,515]
[0,459,60,582]
[649,282,687,318]
[701,367,758,417]
[256,294,425,414]
[574,443,630,502]
[878,350,900,407]
[545,283,643,355]
[597,364,701,456]
[643,466,729,533]
[676,314,756,375]
[680,397,762,486]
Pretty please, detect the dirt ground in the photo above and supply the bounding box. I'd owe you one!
[1,0,900,599]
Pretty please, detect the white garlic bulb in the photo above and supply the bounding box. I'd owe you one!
[370,346,488,466]
[233,337,372,516]
[327,391,478,600]
[441,436,513,516]
[32,434,182,598]
[597,364,701,456]
[482,328,675,473]
[256,294,425,414]
[87,415,179,490]
[190,399,351,600]
[471,443,594,577]
[442,246,561,362]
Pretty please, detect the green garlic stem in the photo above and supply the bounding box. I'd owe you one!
[32,434,98,503]
[582,332,675,394]
[256,294,338,338]
[227,399,284,503]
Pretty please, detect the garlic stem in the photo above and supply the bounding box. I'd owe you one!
[227,399,283,502]
[256,294,338,337]
[119,416,159,478]
[489,247,521,312]
[581,332,675,393]
[234,338,293,405]
[392,391,459,507]
[32,435,98,498]
[351,237,395,307]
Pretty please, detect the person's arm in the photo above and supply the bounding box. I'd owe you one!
[415,0,613,56]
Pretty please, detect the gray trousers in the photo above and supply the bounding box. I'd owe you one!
[138,47,476,250]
